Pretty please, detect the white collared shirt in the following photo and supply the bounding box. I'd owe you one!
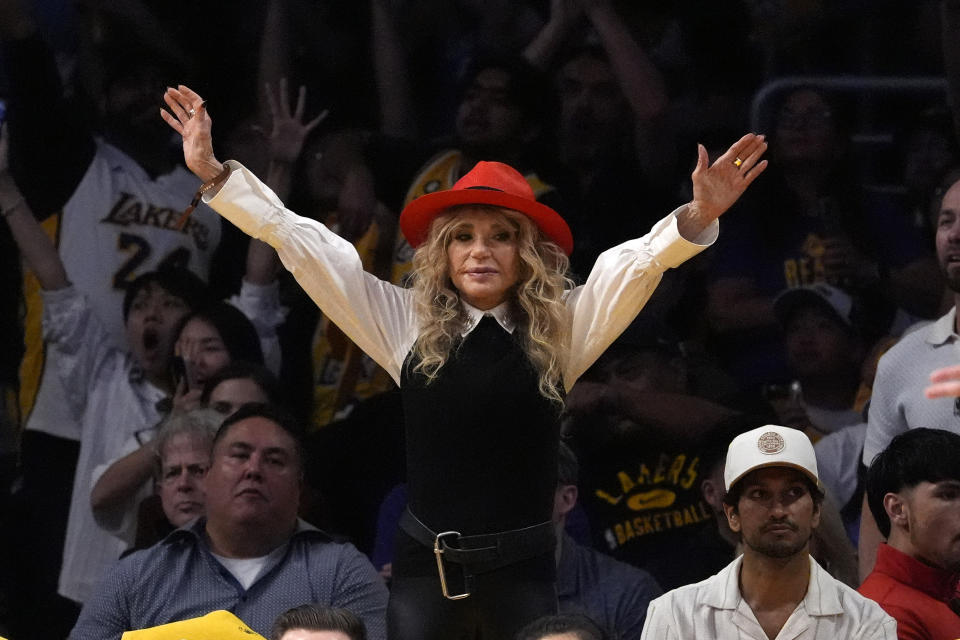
[206,161,717,391]
[640,555,896,640]
[458,300,515,335]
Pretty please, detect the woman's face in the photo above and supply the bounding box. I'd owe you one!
[175,318,231,390]
[445,208,520,310]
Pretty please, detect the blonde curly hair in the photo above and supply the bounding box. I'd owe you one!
[407,205,573,404]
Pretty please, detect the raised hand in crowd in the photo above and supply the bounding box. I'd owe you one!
[258,78,328,198]
[522,0,583,66]
[253,80,328,285]
[0,123,68,290]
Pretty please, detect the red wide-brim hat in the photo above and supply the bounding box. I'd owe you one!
[399,160,574,256]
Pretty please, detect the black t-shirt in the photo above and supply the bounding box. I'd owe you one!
[569,418,732,590]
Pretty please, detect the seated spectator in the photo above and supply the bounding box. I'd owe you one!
[515,613,608,640]
[859,428,960,639]
[270,605,367,640]
[553,443,662,640]
[771,283,865,438]
[201,362,283,417]
[91,304,271,545]
[127,408,223,551]
[698,419,860,586]
[69,403,388,639]
[641,425,896,639]
[563,323,741,590]
[772,282,878,541]
[860,171,960,579]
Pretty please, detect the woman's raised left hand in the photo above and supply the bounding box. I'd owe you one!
[689,133,768,226]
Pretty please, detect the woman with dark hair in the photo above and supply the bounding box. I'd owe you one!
[171,300,265,409]
[162,84,766,640]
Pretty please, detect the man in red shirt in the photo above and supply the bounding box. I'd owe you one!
[859,428,960,639]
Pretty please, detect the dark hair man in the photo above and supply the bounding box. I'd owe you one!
[859,428,960,639]
[271,604,367,640]
[515,613,608,640]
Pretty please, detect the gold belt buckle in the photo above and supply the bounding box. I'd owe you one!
[434,531,470,600]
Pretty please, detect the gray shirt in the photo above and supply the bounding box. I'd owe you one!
[864,309,960,465]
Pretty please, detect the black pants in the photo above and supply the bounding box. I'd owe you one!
[387,545,557,640]
[5,431,82,640]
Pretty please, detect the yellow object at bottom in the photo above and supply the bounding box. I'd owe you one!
[120,610,265,639]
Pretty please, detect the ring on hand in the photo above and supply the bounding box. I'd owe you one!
[733,156,743,167]
[187,108,197,119]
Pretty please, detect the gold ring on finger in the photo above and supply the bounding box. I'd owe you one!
[733,156,743,167]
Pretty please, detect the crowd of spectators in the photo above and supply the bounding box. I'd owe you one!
[1,0,960,638]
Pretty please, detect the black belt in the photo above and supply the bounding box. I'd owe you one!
[399,507,556,600]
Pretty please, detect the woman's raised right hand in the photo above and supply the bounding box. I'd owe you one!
[160,85,224,182]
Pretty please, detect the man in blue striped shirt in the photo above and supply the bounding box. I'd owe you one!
[69,404,388,640]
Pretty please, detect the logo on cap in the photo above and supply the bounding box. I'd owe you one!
[757,431,785,455]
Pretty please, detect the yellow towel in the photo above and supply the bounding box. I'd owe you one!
[120,610,266,639]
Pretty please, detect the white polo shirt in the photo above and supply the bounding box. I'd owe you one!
[640,555,896,640]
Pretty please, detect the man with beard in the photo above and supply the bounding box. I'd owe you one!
[860,428,960,639]
[860,174,960,578]
[865,174,960,463]
[640,425,895,640]
[0,2,221,635]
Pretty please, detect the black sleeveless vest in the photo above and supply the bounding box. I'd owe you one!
[400,315,562,535]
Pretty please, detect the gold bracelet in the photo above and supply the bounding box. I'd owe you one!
[175,164,232,230]
[1,196,26,219]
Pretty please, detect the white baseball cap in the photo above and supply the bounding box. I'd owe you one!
[773,283,854,329]
[724,425,820,491]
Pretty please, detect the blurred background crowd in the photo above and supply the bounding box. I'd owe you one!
[1,0,959,638]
